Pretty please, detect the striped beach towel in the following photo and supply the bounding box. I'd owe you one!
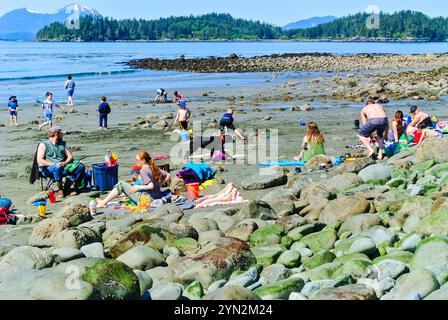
[195,183,247,208]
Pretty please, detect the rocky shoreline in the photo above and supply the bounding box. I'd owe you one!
[128,53,448,73]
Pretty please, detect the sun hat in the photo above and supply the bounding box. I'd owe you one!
[178,101,187,108]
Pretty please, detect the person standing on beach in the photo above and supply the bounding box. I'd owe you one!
[39,92,64,131]
[8,96,19,127]
[64,75,76,107]
[219,109,246,140]
[98,96,111,129]
[358,100,389,160]
[173,101,191,130]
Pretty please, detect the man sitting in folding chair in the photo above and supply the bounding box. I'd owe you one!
[35,126,85,197]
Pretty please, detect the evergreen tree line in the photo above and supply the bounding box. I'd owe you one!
[37,11,448,41]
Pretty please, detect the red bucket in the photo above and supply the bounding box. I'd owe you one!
[186,183,200,200]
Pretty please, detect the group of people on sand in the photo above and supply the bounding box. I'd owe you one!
[294,100,440,162]
[155,88,186,103]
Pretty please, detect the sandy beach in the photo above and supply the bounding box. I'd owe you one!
[2,52,448,300]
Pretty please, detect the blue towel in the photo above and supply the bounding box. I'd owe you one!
[257,160,305,167]
[185,163,216,182]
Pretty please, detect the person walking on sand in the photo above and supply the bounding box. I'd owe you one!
[98,96,111,129]
[39,92,64,131]
[8,96,19,127]
[64,75,76,107]
[294,122,326,162]
[173,101,191,130]
[358,100,389,160]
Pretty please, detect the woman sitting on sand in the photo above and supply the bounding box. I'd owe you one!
[91,151,171,213]
[294,122,326,162]
[387,110,409,144]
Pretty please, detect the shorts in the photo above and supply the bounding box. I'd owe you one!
[67,89,74,97]
[44,112,53,122]
[9,110,17,116]
[179,121,189,130]
[219,118,235,132]
[419,117,433,129]
[359,117,389,138]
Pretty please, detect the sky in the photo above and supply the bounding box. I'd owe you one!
[1,0,448,26]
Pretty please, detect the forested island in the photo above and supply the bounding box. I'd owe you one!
[37,11,448,42]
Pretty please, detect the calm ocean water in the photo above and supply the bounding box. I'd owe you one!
[2,41,448,103]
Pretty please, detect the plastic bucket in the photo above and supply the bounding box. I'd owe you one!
[186,182,200,200]
[92,163,119,191]
[180,131,190,141]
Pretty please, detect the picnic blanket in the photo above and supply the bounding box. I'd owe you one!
[257,160,305,167]
[195,183,247,208]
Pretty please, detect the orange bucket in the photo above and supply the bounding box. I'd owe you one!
[186,183,200,199]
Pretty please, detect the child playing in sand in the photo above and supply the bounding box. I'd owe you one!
[8,96,18,127]
[98,96,111,129]
[155,88,169,103]
[173,90,187,102]
[39,92,64,130]
[173,101,191,130]
[219,109,245,140]
[415,123,443,147]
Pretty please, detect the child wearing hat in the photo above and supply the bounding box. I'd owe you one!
[8,96,18,127]
[173,101,191,130]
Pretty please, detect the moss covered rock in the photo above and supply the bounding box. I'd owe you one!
[299,229,337,253]
[254,277,305,300]
[303,251,336,271]
[277,250,301,268]
[332,259,371,280]
[249,224,285,247]
[173,238,199,255]
[410,237,448,285]
[251,244,285,267]
[81,259,140,300]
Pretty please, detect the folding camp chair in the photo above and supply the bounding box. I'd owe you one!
[39,167,56,192]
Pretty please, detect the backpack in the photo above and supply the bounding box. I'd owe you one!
[105,104,111,114]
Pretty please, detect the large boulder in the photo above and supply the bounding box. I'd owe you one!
[410,237,448,285]
[251,244,285,267]
[54,226,102,249]
[203,285,261,300]
[300,184,333,203]
[0,269,95,300]
[53,203,92,227]
[299,230,337,253]
[81,259,141,300]
[416,138,448,164]
[411,208,448,236]
[319,196,370,225]
[339,214,381,236]
[169,238,256,289]
[116,246,166,271]
[358,164,392,184]
[320,173,363,194]
[381,269,439,300]
[249,224,284,247]
[236,200,275,220]
[310,284,376,300]
[226,222,258,242]
[29,217,70,247]
[397,196,434,229]
[0,246,54,282]
[108,221,198,258]
[242,168,287,190]
[254,277,305,300]
[337,157,375,174]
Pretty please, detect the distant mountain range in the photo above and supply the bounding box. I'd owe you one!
[283,16,337,31]
[0,4,100,40]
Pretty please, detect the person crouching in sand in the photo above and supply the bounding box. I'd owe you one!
[358,100,389,160]
[219,109,246,140]
[91,151,171,214]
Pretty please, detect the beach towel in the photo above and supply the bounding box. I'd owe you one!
[346,144,367,150]
[195,183,247,208]
[257,160,305,167]
[185,163,216,182]
[177,168,200,184]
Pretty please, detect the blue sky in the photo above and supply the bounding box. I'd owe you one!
[1,0,448,26]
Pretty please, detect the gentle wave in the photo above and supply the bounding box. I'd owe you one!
[0,70,137,82]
